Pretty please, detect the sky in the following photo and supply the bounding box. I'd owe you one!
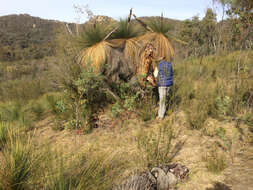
[0,0,222,23]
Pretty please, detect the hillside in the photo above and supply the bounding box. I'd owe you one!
[0,14,60,61]
[0,11,253,190]
[0,14,181,62]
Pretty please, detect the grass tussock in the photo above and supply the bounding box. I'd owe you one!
[204,147,227,174]
[45,151,127,190]
[0,133,43,190]
[0,122,9,149]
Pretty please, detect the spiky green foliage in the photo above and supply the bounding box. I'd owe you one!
[112,18,141,39]
[147,17,172,35]
[77,24,110,49]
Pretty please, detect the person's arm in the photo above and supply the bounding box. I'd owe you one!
[170,64,173,77]
[154,66,158,78]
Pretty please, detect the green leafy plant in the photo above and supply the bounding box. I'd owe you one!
[216,95,233,116]
[110,102,121,118]
[46,94,62,115]
[216,128,238,163]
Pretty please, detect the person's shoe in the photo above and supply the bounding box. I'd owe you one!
[156,116,163,120]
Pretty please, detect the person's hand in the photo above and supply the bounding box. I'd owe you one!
[147,75,156,86]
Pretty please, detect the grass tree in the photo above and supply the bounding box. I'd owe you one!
[77,23,113,70]
[134,16,175,62]
[111,18,143,67]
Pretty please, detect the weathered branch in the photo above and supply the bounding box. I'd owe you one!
[133,14,153,32]
[127,8,133,30]
[128,8,133,23]
[102,87,121,102]
[65,23,73,35]
[103,26,119,41]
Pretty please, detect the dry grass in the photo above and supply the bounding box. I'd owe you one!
[79,41,110,70]
[138,32,175,62]
[28,107,251,190]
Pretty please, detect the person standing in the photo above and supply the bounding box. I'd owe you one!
[154,58,173,119]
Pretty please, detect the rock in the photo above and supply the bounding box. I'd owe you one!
[151,167,170,190]
[167,163,189,181]
[111,171,156,190]
[112,164,189,190]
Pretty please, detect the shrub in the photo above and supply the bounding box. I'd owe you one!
[137,124,175,168]
[46,94,62,115]
[215,128,239,163]
[29,101,46,121]
[111,102,122,118]
[215,95,233,117]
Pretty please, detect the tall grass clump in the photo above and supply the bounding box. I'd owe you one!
[46,151,127,190]
[0,122,9,149]
[46,154,74,190]
[203,147,227,174]
[0,102,33,130]
[29,100,46,121]
[0,134,43,190]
